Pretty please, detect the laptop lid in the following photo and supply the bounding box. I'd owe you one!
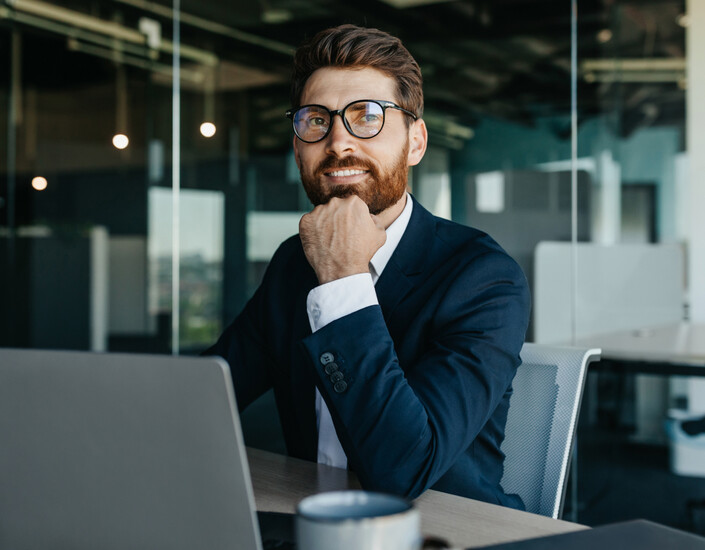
[0,348,263,550]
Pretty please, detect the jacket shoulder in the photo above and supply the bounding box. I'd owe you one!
[432,215,516,268]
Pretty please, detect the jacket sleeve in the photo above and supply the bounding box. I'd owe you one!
[300,250,530,499]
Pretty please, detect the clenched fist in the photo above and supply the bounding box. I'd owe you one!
[299,195,387,285]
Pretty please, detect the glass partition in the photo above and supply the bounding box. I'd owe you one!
[567,0,701,529]
[1,3,174,352]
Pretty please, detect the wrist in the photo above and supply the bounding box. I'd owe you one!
[316,265,370,285]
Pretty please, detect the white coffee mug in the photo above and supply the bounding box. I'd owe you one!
[296,490,421,550]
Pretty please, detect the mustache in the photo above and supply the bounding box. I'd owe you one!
[314,156,377,177]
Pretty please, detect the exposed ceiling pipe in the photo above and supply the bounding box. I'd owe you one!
[582,57,686,83]
[112,0,295,56]
[4,0,219,65]
[583,58,686,71]
[66,38,205,84]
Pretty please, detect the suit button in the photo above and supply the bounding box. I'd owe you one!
[324,362,339,375]
[320,352,335,365]
[330,371,344,383]
[334,381,348,393]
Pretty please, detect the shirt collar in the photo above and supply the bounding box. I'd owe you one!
[369,193,414,280]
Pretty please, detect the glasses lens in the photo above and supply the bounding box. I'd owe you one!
[293,106,330,142]
[345,101,384,138]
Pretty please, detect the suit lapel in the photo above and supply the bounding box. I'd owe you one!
[375,195,436,320]
[374,260,413,320]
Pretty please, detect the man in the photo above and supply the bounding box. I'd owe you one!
[205,25,530,509]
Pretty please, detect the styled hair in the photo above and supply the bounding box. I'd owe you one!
[290,25,424,119]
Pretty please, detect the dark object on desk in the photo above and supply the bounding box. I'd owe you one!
[682,415,705,436]
[258,511,296,550]
[422,535,452,548]
[476,519,705,549]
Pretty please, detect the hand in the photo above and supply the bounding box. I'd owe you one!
[299,195,387,285]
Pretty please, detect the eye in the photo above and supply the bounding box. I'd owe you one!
[296,107,328,128]
[360,113,382,124]
[308,116,327,127]
[348,105,382,126]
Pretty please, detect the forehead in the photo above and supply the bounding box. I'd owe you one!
[300,67,398,108]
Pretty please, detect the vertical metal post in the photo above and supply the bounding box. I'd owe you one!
[570,0,579,347]
[7,32,20,237]
[5,31,21,345]
[171,0,180,355]
[569,0,580,523]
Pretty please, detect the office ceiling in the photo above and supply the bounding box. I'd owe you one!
[1,0,687,149]
[148,0,687,139]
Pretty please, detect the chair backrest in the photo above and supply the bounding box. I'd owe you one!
[500,343,600,518]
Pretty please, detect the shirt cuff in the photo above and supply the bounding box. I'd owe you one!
[306,273,378,332]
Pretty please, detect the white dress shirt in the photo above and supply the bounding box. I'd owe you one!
[306,194,414,468]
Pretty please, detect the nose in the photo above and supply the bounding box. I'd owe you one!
[324,114,357,157]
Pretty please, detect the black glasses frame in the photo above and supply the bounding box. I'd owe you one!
[286,99,418,143]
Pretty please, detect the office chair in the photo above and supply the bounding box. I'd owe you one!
[500,344,601,519]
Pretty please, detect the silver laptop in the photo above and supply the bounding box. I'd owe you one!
[0,348,263,550]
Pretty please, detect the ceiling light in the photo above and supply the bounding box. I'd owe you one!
[642,103,658,118]
[676,14,690,28]
[114,65,130,151]
[261,9,292,24]
[597,29,613,43]
[201,67,216,138]
[32,176,48,191]
[113,134,129,149]
[200,122,216,138]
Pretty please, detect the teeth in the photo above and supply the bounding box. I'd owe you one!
[329,169,365,177]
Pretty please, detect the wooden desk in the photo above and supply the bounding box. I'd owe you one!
[247,448,587,548]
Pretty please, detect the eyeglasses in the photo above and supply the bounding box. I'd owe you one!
[286,99,418,143]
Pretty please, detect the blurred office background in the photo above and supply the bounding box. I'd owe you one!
[2,0,704,534]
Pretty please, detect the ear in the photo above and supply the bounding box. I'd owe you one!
[293,136,302,169]
[406,119,428,167]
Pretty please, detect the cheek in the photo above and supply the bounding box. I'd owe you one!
[359,141,387,162]
[367,144,396,168]
[298,145,323,171]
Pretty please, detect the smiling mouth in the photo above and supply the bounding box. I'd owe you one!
[326,169,368,177]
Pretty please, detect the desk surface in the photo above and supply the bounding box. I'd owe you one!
[572,323,705,368]
[246,448,587,549]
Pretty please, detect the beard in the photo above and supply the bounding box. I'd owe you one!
[299,141,409,215]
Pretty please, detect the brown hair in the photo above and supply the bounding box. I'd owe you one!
[291,25,424,120]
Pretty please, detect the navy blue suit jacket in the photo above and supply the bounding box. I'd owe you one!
[206,196,530,508]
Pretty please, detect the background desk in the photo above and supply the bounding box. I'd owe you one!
[568,322,705,444]
[573,323,705,376]
[247,448,587,549]
[573,322,705,438]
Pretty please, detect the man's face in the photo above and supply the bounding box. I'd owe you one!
[293,67,425,215]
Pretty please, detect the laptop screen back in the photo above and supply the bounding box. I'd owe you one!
[0,348,262,550]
